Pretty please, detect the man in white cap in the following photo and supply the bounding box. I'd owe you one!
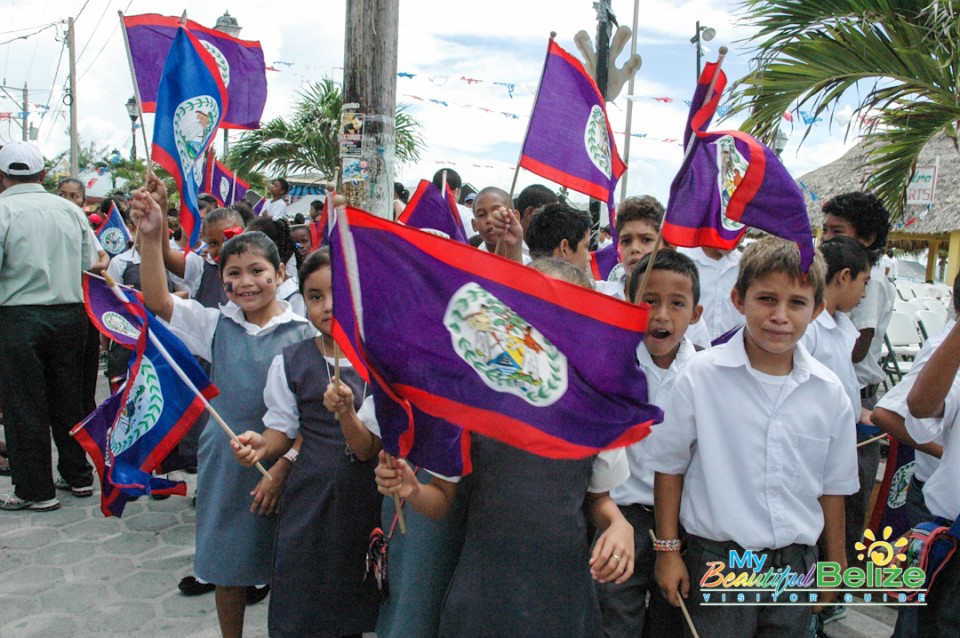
[0,141,98,511]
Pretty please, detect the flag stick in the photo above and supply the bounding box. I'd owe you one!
[648,529,701,638]
[633,46,729,305]
[386,453,407,534]
[117,11,153,179]
[102,273,272,480]
[333,342,341,386]
[857,433,887,448]
[495,31,558,257]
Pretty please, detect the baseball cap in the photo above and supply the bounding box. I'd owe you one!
[0,142,44,176]
[464,192,477,204]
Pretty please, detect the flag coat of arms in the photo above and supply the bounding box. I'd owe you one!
[520,39,627,207]
[83,273,144,348]
[398,179,469,243]
[202,154,249,206]
[151,26,229,252]
[123,13,266,130]
[330,208,662,470]
[662,61,815,270]
[95,202,132,257]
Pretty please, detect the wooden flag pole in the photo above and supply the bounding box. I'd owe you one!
[633,46,729,305]
[648,529,701,638]
[857,433,887,448]
[385,453,407,534]
[102,273,272,480]
[117,11,154,181]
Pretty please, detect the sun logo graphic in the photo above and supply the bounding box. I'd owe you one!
[856,526,909,567]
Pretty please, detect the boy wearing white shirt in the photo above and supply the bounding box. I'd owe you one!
[649,238,859,638]
[597,250,702,638]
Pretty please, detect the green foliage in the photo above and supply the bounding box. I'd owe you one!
[227,79,425,179]
[728,0,960,217]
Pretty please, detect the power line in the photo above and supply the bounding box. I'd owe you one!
[77,0,113,62]
[75,0,92,22]
[0,23,57,47]
[79,0,134,80]
[0,22,58,36]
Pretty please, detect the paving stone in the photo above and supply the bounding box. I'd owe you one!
[0,594,40,623]
[0,549,29,572]
[0,526,59,550]
[140,552,193,573]
[123,510,179,533]
[0,512,25,531]
[0,613,79,638]
[116,569,180,600]
[82,600,155,633]
[161,590,218,618]
[39,582,109,614]
[0,565,65,595]
[28,505,89,527]
[62,518,123,541]
[33,539,100,565]
[159,523,195,547]
[107,531,160,556]
[71,556,135,582]
[145,494,193,513]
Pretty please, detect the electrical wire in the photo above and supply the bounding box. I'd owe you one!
[78,0,134,80]
[0,21,58,36]
[0,23,57,47]
[75,0,92,22]
[77,0,113,62]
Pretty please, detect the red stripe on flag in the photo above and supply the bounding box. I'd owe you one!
[519,154,612,202]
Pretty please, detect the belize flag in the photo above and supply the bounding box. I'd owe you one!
[520,38,626,208]
[330,207,662,470]
[82,273,144,349]
[251,197,266,217]
[71,388,131,517]
[398,179,468,243]
[151,26,228,253]
[202,154,249,206]
[95,202,132,257]
[662,61,815,270]
[122,13,266,129]
[868,437,916,541]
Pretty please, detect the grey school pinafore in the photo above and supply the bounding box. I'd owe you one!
[268,339,382,638]
[194,315,312,586]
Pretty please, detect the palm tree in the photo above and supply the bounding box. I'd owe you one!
[228,79,425,179]
[727,0,960,215]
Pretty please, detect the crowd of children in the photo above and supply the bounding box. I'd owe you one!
[14,162,960,638]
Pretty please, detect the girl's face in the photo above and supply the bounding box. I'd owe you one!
[202,220,233,261]
[221,250,283,317]
[303,266,333,335]
[291,228,311,256]
[58,182,84,208]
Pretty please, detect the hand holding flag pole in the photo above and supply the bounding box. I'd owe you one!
[633,46,729,304]
[648,529,701,638]
[102,272,272,481]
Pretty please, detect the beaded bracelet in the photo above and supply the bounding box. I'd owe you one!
[653,538,682,552]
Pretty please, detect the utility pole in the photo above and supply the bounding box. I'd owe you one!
[21,83,27,142]
[341,0,399,218]
[67,17,79,176]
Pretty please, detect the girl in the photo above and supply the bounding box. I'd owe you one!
[246,217,305,315]
[232,248,382,637]
[375,257,635,638]
[129,188,313,638]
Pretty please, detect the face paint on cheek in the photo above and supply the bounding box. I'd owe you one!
[223,282,233,293]
[266,278,273,285]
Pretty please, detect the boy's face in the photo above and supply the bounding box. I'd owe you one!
[269,180,283,198]
[202,220,233,261]
[291,228,311,256]
[835,268,870,314]
[619,220,658,273]
[822,214,873,247]
[732,271,822,367]
[640,269,702,365]
[556,229,592,272]
[471,192,509,246]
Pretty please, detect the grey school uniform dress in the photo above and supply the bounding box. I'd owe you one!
[438,435,603,638]
[194,316,312,585]
[268,340,382,637]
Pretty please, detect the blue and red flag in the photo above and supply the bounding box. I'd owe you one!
[309,190,336,249]
[868,437,916,541]
[122,13,266,130]
[202,154,249,206]
[520,38,627,208]
[398,179,468,243]
[82,273,144,349]
[662,61,815,271]
[151,26,229,253]
[330,207,661,474]
[95,202,132,257]
[251,197,266,217]
[71,388,130,517]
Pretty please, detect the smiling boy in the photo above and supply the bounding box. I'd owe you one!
[647,237,859,638]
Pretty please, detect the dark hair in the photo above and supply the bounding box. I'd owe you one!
[58,177,85,198]
[735,236,827,308]
[526,203,591,259]
[616,195,664,235]
[230,201,254,226]
[952,271,960,315]
[310,199,323,211]
[820,236,870,283]
[99,197,129,225]
[219,230,281,272]
[821,191,890,252]
[274,178,290,195]
[246,217,301,274]
[626,249,701,305]
[473,186,510,209]
[293,213,305,224]
[516,184,558,214]
[203,207,244,229]
[394,182,410,204]
[298,247,331,294]
[432,168,461,191]
[198,193,218,211]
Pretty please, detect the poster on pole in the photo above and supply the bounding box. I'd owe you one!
[907,163,938,206]
[339,112,365,158]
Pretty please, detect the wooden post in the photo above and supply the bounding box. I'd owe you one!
[926,239,940,283]
[341,0,399,219]
[948,230,960,287]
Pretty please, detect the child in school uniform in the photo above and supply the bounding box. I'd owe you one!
[246,217,305,315]
[648,237,859,638]
[603,195,664,294]
[903,317,960,637]
[376,257,634,638]
[129,188,314,638]
[597,250,701,638]
[231,248,382,638]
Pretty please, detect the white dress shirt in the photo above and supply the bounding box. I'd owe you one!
[850,263,896,387]
[263,198,288,220]
[645,329,859,549]
[906,387,960,521]
[801,310,861,420]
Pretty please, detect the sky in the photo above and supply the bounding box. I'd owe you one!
[0,0,863,206]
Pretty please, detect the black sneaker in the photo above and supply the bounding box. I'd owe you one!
[178,576,215,596]
[246,584,270,605]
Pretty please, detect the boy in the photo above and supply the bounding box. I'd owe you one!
[470,186,526,263]
[598,250,702,638]
[262,178,290,220]
[526,203,592,272]
[648,237,858,638]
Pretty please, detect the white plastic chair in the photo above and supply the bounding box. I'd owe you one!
[923,300,948,318]
[886,311,923,360]
[895,282,915,301]
[923,284,942,299]
[895,300,924,316]
[916,310,946,341]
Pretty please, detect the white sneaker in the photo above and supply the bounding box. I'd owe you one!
[0,493,61,511]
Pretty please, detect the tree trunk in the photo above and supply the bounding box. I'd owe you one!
[341,0,399,219]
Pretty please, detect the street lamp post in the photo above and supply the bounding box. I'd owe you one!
[692,21,716,79]
[125,96,139,161]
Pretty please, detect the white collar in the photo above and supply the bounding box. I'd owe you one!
[636,337,696,372]
[712,328,836,384]
[219,299,309,335]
